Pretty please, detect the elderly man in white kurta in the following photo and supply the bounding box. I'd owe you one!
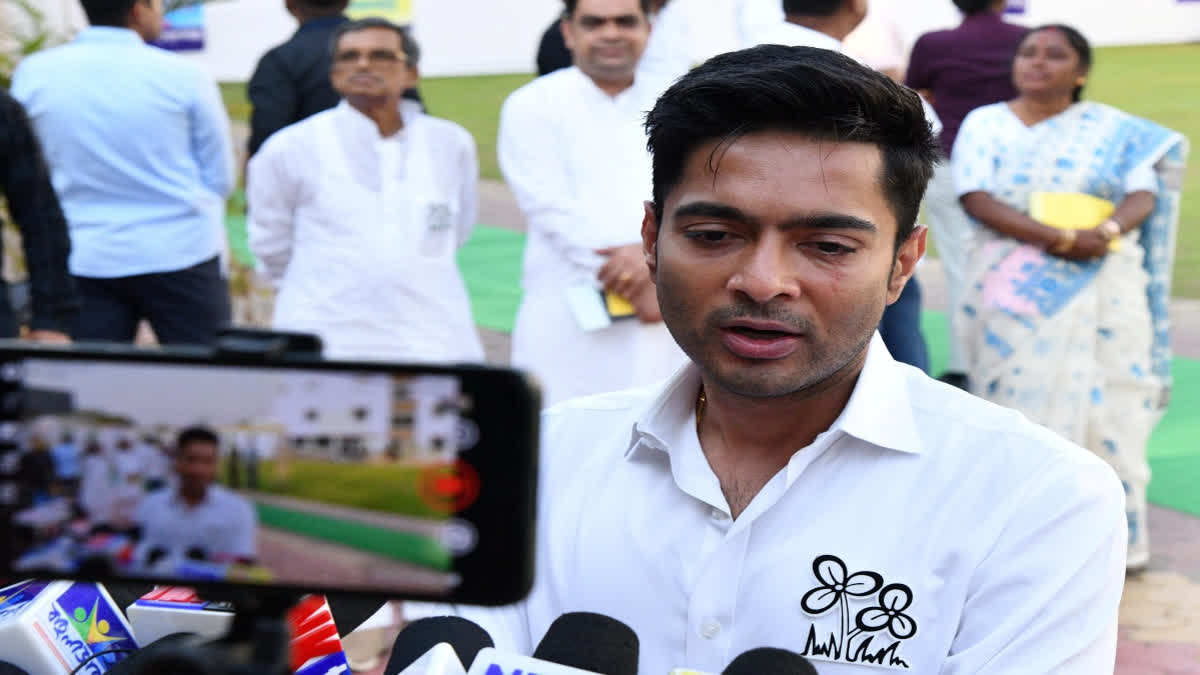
[502,0,686,406]
[248,19,483,363]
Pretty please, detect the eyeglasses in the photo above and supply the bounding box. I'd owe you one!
[333,49,406,67]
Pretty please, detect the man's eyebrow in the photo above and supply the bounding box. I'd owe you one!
[673,202,877,233]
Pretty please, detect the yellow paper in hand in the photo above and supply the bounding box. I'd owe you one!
[603,291,637,319]
[1030,191,1120,251]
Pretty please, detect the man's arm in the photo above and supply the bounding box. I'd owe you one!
[941,450,1126,673]
[230,495,258,558]
[247,52,299,158]
[0,91,79,337]
[497,92,603,271]
[189,71,237,199]
[455,129,480,248]
[246,136,301,283]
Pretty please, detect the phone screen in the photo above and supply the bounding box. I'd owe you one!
[0,349,538,606]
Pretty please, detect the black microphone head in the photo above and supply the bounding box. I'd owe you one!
[384,616,494,674]
[532,612,639,675]
[0,662,30,675]
[722,647,819,675]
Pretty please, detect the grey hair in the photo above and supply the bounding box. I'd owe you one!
[329,17,420,67]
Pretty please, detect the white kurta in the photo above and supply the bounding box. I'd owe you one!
[248,101,484,364]
[499,68,686,406]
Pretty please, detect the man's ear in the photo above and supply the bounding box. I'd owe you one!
[886,225,927,305]
[641,200,659,282]
[559,18,574,51]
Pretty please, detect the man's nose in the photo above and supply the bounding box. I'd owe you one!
[727,239,801,305]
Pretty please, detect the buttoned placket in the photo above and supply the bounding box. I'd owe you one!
[377,135,405,250]
[678,426,846,669]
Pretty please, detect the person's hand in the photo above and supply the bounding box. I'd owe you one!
[26,330,71,345]
[1051,228,1110,261]
[596,244,651,300]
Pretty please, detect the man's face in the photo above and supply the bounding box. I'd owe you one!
[642,131,924,398]
[176,441,218,493]
[562,0,650,84]
[330,27,417,102]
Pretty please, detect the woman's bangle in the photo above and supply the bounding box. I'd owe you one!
[1049,229,1077,254]
[1098,218,1122,240]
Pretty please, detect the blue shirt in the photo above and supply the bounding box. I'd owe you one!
[12,27,235,277]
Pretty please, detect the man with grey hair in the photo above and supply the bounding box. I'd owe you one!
[248,19,484,363]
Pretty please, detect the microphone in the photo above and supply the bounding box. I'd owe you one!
[722,647,819,675]
[531,613,639,675]
[465,612,639,675]
[384,616,493,675]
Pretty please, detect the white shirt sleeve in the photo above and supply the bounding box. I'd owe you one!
[497,91,603,270]
[247,135,302,283]
[189,70,237,200]
[1124,162,1158,194]
[951,108,998,197]
[456,129,480,249]
[228,493,258,558]
[940,450,1126,674]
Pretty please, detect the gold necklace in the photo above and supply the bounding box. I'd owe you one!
[695,386,707,429]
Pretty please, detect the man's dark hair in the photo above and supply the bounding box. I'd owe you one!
[645,45,940,251]
[80,0,140,27]
[564,0,651,18]
[1022,24,1092,103]
[330,17,421,67]
[294,0,347,14]
[177,426,220,453]
[952,0,996,15]
[781,0,845,16]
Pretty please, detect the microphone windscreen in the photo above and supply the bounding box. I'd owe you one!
[532,612,639,675]
[722,647,819,675]
[385,616,494,674]
[0,662,30,675]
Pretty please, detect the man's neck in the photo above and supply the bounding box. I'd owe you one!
[297,10,342,24]
[582,69,636,98]
[697,348,867,517]
[784,13,854,43]
[349,96,405,136]
[180,487,208,508]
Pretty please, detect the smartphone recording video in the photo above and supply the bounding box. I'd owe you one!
[0,349,538,606]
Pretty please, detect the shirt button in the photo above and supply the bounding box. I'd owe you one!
[710,508,730,524]
[700,619,721,639]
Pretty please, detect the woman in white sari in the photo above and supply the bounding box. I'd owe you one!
[952,25,1188,570]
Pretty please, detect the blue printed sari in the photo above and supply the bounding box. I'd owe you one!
[953,101,1188,564]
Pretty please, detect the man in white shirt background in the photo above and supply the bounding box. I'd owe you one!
[248,19,484,363]
[500,0,686,406]
[417,45,1127,674]
[134,426,257,565]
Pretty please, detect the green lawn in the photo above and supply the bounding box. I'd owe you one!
[251,458,448,520]
[219,43,1198,294]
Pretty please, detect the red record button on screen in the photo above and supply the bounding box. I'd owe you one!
[417,460,481,513]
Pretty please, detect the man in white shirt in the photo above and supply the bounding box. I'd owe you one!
[500,0,686,406]
[134,427,257,564]
[248,19,484,363]
[425,46,1127,674]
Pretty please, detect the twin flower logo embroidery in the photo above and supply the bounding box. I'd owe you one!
[798,554,917,670]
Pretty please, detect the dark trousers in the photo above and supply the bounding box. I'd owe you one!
[880,277,929,373]
[71,256,230,346]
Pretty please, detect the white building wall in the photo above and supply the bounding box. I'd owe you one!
[9,0,1200,81]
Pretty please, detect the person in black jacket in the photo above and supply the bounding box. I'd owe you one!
[0,89,79,341]
[247,0,424,157]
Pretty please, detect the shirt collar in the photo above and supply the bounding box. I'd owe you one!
[627,332,923,460]
[75,26,144,45]
[335,99,422,141]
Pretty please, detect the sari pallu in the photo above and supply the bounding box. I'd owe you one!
[957,102,1188,564]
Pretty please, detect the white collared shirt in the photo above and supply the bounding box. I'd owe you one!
[498,66,659,290]
[431,334,1126,674]
[134,484,257,560]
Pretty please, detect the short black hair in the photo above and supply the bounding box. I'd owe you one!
[80,0,139,27]
[330,17,421,67]
[564,0,651,18]
[645,45,940,250]
[1021,24,1092,102]
[782,0,846,16]
[952,0,995,15]
[177,426,220,453]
